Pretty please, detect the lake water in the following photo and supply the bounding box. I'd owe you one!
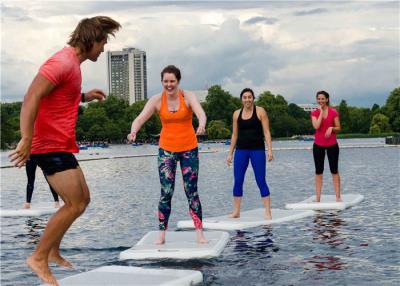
[1,138,399,285]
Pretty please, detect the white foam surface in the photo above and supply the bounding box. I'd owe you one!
[177,208,315,230]
[40,266,203,286]
[285,193,364,210]
[119,231,229,260]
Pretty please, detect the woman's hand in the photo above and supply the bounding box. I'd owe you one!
[325,127,333,138]
[267,151,273,162]
[127,131,136,143]
[226,153,233,166]
[196,126,206,135]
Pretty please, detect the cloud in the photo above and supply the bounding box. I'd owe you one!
[1,1,398,107]
[293,8,329,16]
[244,16,278,25]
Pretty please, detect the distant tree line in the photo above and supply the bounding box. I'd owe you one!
[1,86,399,149]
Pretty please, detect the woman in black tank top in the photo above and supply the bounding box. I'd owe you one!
[226,88,274,220]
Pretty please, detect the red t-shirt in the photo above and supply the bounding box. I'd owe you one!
[31,47,82,154]
[311,107,339,147]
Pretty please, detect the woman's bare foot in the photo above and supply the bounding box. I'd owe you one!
[336,197,342,202]
[23,203,31,209]
[27,255,58,285]
[155,231,166,245]
[264,209,272,220]
[228,212,240,218]
[196,229,208,244]
[54,201,61,208]
[48,252,73,268]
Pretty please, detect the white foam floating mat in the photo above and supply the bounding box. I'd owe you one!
[177,208,315,230]
[40,266,203,286]
[119,231,229,260]
[0,204,58,217]
[285,193,364,210]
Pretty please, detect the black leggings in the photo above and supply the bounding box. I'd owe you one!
[313,143,339,175]
[26,159,59,203]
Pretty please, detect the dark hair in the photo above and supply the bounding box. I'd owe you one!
[316,90,330,105]
[240,88,255,99]
[161,65,181,82]
[67,16,121,53]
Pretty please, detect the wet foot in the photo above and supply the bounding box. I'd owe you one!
[23,203,31,209]
[336,198,342,202]
[264,212,272,220]
[27,256,58,286]
[48,253,73,268]
[197,237,208,244]
[54,202,61,208]
[154,238,165,245]
[228,212,240,218]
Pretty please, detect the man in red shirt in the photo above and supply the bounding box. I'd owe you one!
[9,16,121,285]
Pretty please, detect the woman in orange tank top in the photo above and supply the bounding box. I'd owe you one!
[127,65,207,244]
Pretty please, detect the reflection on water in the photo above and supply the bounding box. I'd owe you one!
[24,217,46,245]
[232,227,278,256]
[312,213,346,247]
[304,213,347,272]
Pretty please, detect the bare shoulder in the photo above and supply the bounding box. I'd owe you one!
[255,106,267,117]
[233,109,241,119]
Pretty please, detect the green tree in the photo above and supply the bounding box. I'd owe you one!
[1,102,22,149]
[338,100,351,133]
[384,87,400,132]
[206,120,231,139]
[205,85,241,127]
[369,113,392,134]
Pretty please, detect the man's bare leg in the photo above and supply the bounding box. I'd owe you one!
[229,197,241,218]
[48,167,89,268]
[262,196,272,220]
[315,174,323,202]
[332,173,341,202]
[27,168,89,284]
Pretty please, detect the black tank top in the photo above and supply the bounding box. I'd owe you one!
[236,106,265,150]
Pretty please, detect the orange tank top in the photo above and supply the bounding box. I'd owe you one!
[159,90,198,152]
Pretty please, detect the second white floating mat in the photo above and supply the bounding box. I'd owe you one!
[177,208,315,230]
[1,204,59,217]
[40,266,202,286]
[119,231,229,260]
[285,193,364,210]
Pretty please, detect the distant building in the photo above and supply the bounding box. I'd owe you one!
[297,103,318,112]
[107,48,147,105]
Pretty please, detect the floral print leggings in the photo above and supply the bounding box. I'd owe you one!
[158,147,203,230]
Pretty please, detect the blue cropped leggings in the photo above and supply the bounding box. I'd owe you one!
[233,149,270,197]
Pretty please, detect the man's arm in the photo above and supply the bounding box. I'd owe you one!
[9,74,55,167]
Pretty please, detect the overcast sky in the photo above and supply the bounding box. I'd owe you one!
[1,0,399,107]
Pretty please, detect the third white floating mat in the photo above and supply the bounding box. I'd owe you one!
[177,208,315,231]
[1,203,59,217]
[40,266,203,286]
[285,193,364,210]
[119,231,229,260]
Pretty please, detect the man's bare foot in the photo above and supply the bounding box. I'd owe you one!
[54,202,61,208]
[48,253,73,268]
[23,203,31,209]
[264,210,272,220]
[27,255,58,285]
[228,212,240,218]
